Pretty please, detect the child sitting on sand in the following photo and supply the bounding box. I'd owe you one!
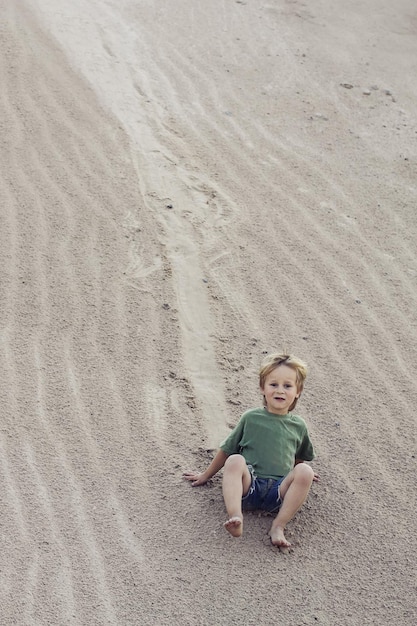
[183,353,318,548]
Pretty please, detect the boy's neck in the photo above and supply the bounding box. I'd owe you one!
[264,406,291,416]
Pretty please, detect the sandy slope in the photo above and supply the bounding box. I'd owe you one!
[1,0,417,624]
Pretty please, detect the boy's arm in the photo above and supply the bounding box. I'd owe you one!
[183,449,229,486]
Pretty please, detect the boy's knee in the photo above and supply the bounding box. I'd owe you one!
[224,454,246,472]
[294,463,314,484]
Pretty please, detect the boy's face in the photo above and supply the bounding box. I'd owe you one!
[261,365,300,415]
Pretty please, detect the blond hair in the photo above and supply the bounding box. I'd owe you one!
[259,353,307,411]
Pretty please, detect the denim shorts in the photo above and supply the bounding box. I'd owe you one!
[241,465,284,514]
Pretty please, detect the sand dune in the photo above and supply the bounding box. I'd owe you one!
[1,0,417,624]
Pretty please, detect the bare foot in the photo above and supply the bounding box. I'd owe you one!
[269,526,291,549]
[224,516,243,537]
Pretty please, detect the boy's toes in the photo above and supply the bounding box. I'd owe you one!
[269,527,292,549]
[224,516,243,537]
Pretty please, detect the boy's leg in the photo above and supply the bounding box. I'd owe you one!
[269,463,314,548]
[222,454,252,537]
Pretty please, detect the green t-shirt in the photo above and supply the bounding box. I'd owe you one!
[220,407,315,479]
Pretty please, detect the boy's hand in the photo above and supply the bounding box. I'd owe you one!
[183,471,209,487]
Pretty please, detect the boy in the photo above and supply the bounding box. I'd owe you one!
[183,353,317,548]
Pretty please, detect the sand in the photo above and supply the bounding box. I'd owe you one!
[1,0,417,624]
